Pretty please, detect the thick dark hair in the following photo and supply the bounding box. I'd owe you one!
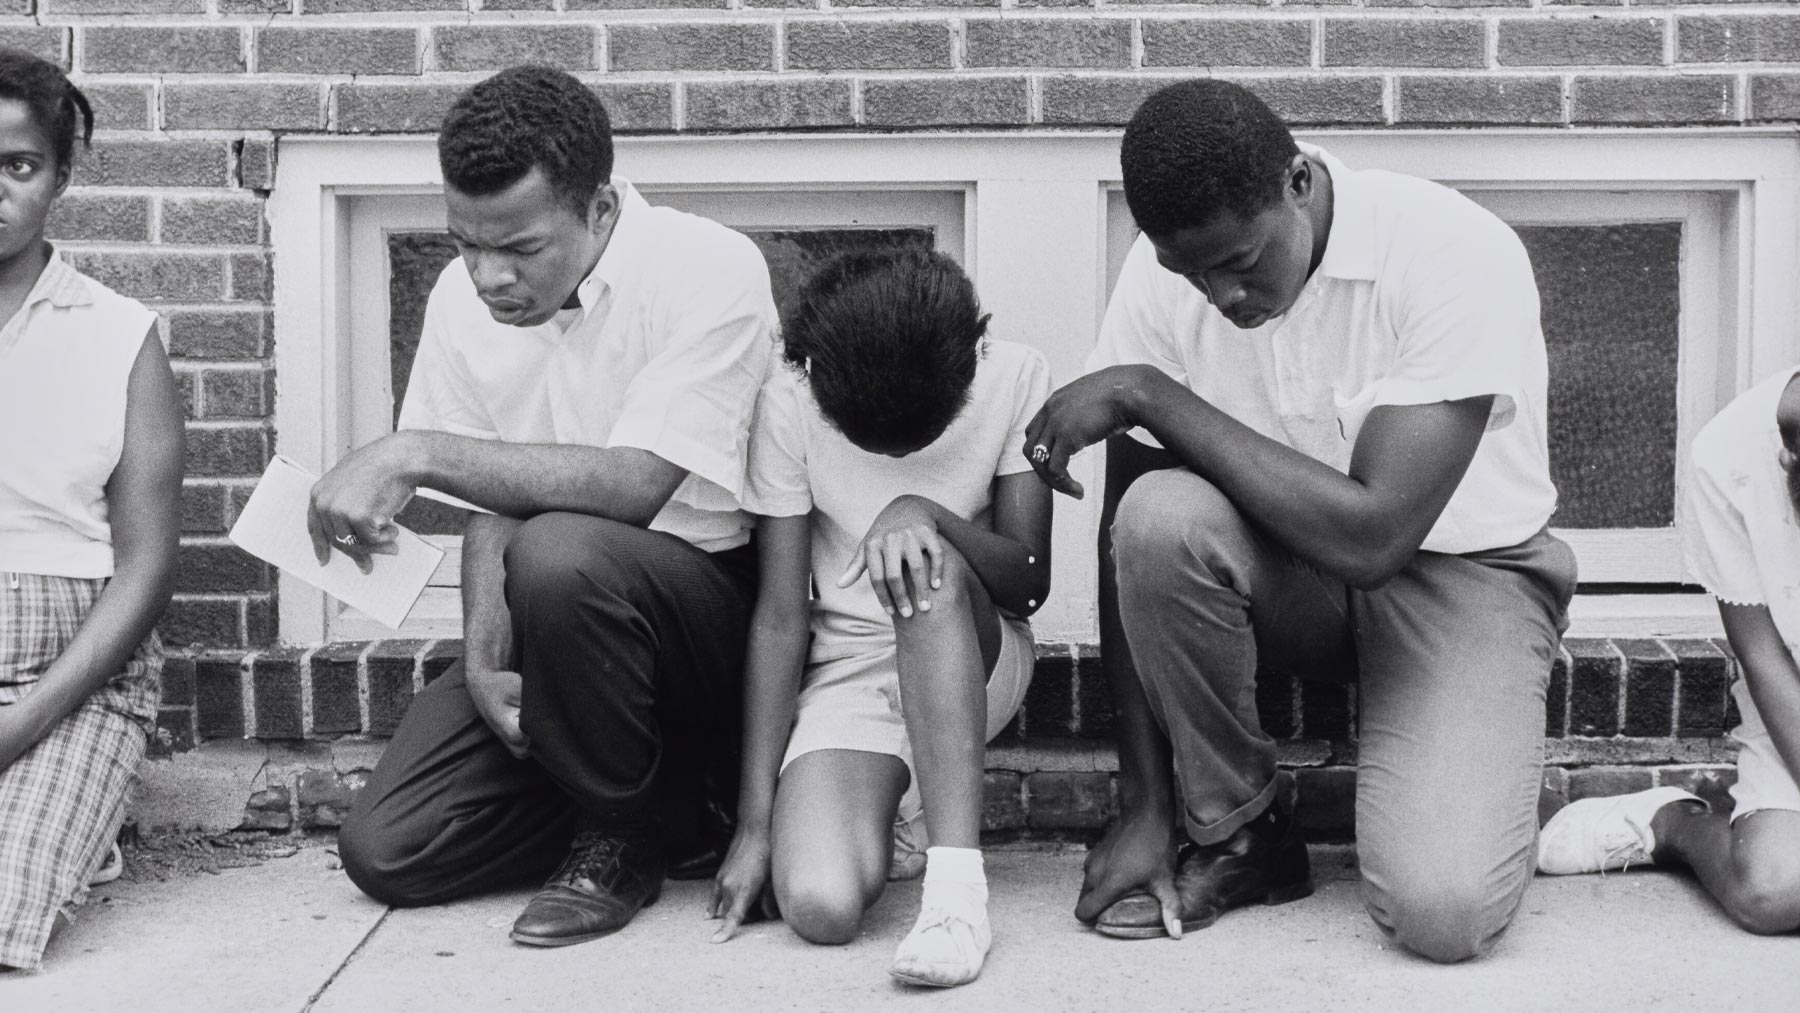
[437,66,611,216]
[0,47,94,175]
[783,248,990,454]
[1121,79,1299,238]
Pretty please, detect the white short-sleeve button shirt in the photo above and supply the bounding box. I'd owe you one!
[1685,368,1800,651]
[398,179,778,553]
[745,340,1053,648]
[1090,145,1557,556]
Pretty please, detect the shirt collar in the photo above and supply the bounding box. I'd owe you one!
[1304,144,1378,284]
[574,177,649,314]
[25,248,94,311]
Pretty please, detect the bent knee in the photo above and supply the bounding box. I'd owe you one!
[775,878,869,945]
[337,813,437,908]
[1110,470,1244,577]
[1732,867,1800,935]
[1367,878,1517,964]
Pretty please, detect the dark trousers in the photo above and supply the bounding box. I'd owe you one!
[338,513,757,907]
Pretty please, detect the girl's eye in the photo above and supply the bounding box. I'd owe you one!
[5,159,36,177]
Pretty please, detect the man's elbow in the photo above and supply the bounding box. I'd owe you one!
[1334,538,1420,591]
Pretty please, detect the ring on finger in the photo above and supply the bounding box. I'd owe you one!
[335,533,358,547]
[1030,443,1050,464]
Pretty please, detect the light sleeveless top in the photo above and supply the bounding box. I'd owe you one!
[0,251,158,578]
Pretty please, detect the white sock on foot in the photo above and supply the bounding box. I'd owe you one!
[890,847,992,988]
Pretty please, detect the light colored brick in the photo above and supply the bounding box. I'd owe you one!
[433,25,595,72]
[1323,18,1486,69]
[1396,75,1564,124]
[592,83,678,133]
[1572,74,1736,123]
[785,20,954,72]
[1040,74,1385,126]
[571,0,726,8]
[167,309,267,359]
[238,139,275,190]
[0,27,68,67]
[78,83,154,132]
[862,76,1030,127]
[164,84,323,131]
[162,197,264,246]
[836,0,997,7]
[333,83,462,134]
[76,140,232,188]
[1679,15,1800,64]
[1751,73,1800,121]
[46,193,151,243]
[304,0,460,11]
[230,252,270,301]
[1499,17,1666,66]
[609,23,775,73]
[200,368,273,419]
[1142,18,1313,68]
[684,79,853,130]
[42,0,203,12]
[65,251,227,302]
[963,18,1132,69]
[83,27,243,75]
[257,27,419,76]
[1369,0,1528,7]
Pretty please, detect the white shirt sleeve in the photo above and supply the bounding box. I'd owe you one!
[607,237,777,499]
[1088,235,1187,449]
[1684,450,1767,607]
[396,267,500,441]
[997,346,1054,478]
[1371,215,1539,418]
[742,367,812,518]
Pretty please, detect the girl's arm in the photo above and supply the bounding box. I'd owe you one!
[0,326,183,766]
[711,512,810,941]
[878,473,1052,619]
[1720,601,1800,788]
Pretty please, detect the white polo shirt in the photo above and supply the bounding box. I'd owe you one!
[398,179,778,553]
[0,250,157,578]
[744,340,1052,647]
[1685,367,1800,652]
[1090,144,1557,555]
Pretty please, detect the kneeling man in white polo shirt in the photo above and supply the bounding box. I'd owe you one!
[1025,80,1575,962]
[312,67,777,948]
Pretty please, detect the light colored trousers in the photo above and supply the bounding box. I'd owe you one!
[1111,470,1577,963]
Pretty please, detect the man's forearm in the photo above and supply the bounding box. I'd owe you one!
[399,431,684,525]
[928,507,1048,618]
[461,514,523,672]
[1128,372,1483,587]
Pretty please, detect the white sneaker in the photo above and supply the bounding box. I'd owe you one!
[88,843,123,887]
[1538,786,1704,875]
[889,904,991,988]
[887,809,928,882]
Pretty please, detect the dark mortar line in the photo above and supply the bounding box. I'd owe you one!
[299,906,393,1013]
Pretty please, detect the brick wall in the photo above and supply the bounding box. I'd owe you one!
[9,0,1796,650]
[156,637,1743,837]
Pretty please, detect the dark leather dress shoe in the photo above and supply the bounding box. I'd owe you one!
[1095,803,1314,939]
[510,832,665,947]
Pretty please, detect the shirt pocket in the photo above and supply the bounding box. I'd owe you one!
[1331,380,1381,448]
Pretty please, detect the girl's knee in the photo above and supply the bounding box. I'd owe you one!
[1730,863,1800,935]
[775,875,869,945]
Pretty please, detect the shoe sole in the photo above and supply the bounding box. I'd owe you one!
[890,969,973,989]
[1093,878,1315,940]
[508,890,661,948]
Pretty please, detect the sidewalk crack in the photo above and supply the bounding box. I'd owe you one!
[298,907,393,1013]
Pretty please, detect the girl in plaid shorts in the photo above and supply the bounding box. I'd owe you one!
[0,49,184,971]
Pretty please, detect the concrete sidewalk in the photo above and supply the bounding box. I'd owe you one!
[3,839,1793,1013]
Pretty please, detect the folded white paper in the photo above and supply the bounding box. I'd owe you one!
[229,455,445,630]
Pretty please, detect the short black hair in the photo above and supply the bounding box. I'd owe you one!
[438,66,611,216]
[0,47,94,176]
[783,248,990,454]
[1121,79,1299,238]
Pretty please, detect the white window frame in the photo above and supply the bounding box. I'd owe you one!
[335,187,969,641]
[271,130,1800,645]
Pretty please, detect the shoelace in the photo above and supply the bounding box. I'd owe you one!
[554,834,630,889]
[1592,819,1652,877]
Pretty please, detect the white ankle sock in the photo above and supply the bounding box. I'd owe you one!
[922,847,987,912]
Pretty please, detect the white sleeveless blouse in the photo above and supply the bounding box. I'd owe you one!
[0,251,158,578]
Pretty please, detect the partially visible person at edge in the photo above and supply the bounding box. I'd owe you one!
[0,48,184,972]
[321,66,777,948]
[707,249,1054,987]
[1538,368,1800,935]
[1022,79,1575,962]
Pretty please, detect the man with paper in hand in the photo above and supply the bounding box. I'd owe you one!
[316,66,777,948]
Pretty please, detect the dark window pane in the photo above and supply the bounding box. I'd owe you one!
[1523,222,1681,529]
[384,225,937,534]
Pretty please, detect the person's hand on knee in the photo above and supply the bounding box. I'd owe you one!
[465,667,529,758]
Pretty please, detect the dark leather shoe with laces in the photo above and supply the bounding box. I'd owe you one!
[1095,800,1314,939]
[509,832,665,947]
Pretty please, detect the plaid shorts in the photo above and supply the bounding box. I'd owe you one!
[0,572,160,970]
